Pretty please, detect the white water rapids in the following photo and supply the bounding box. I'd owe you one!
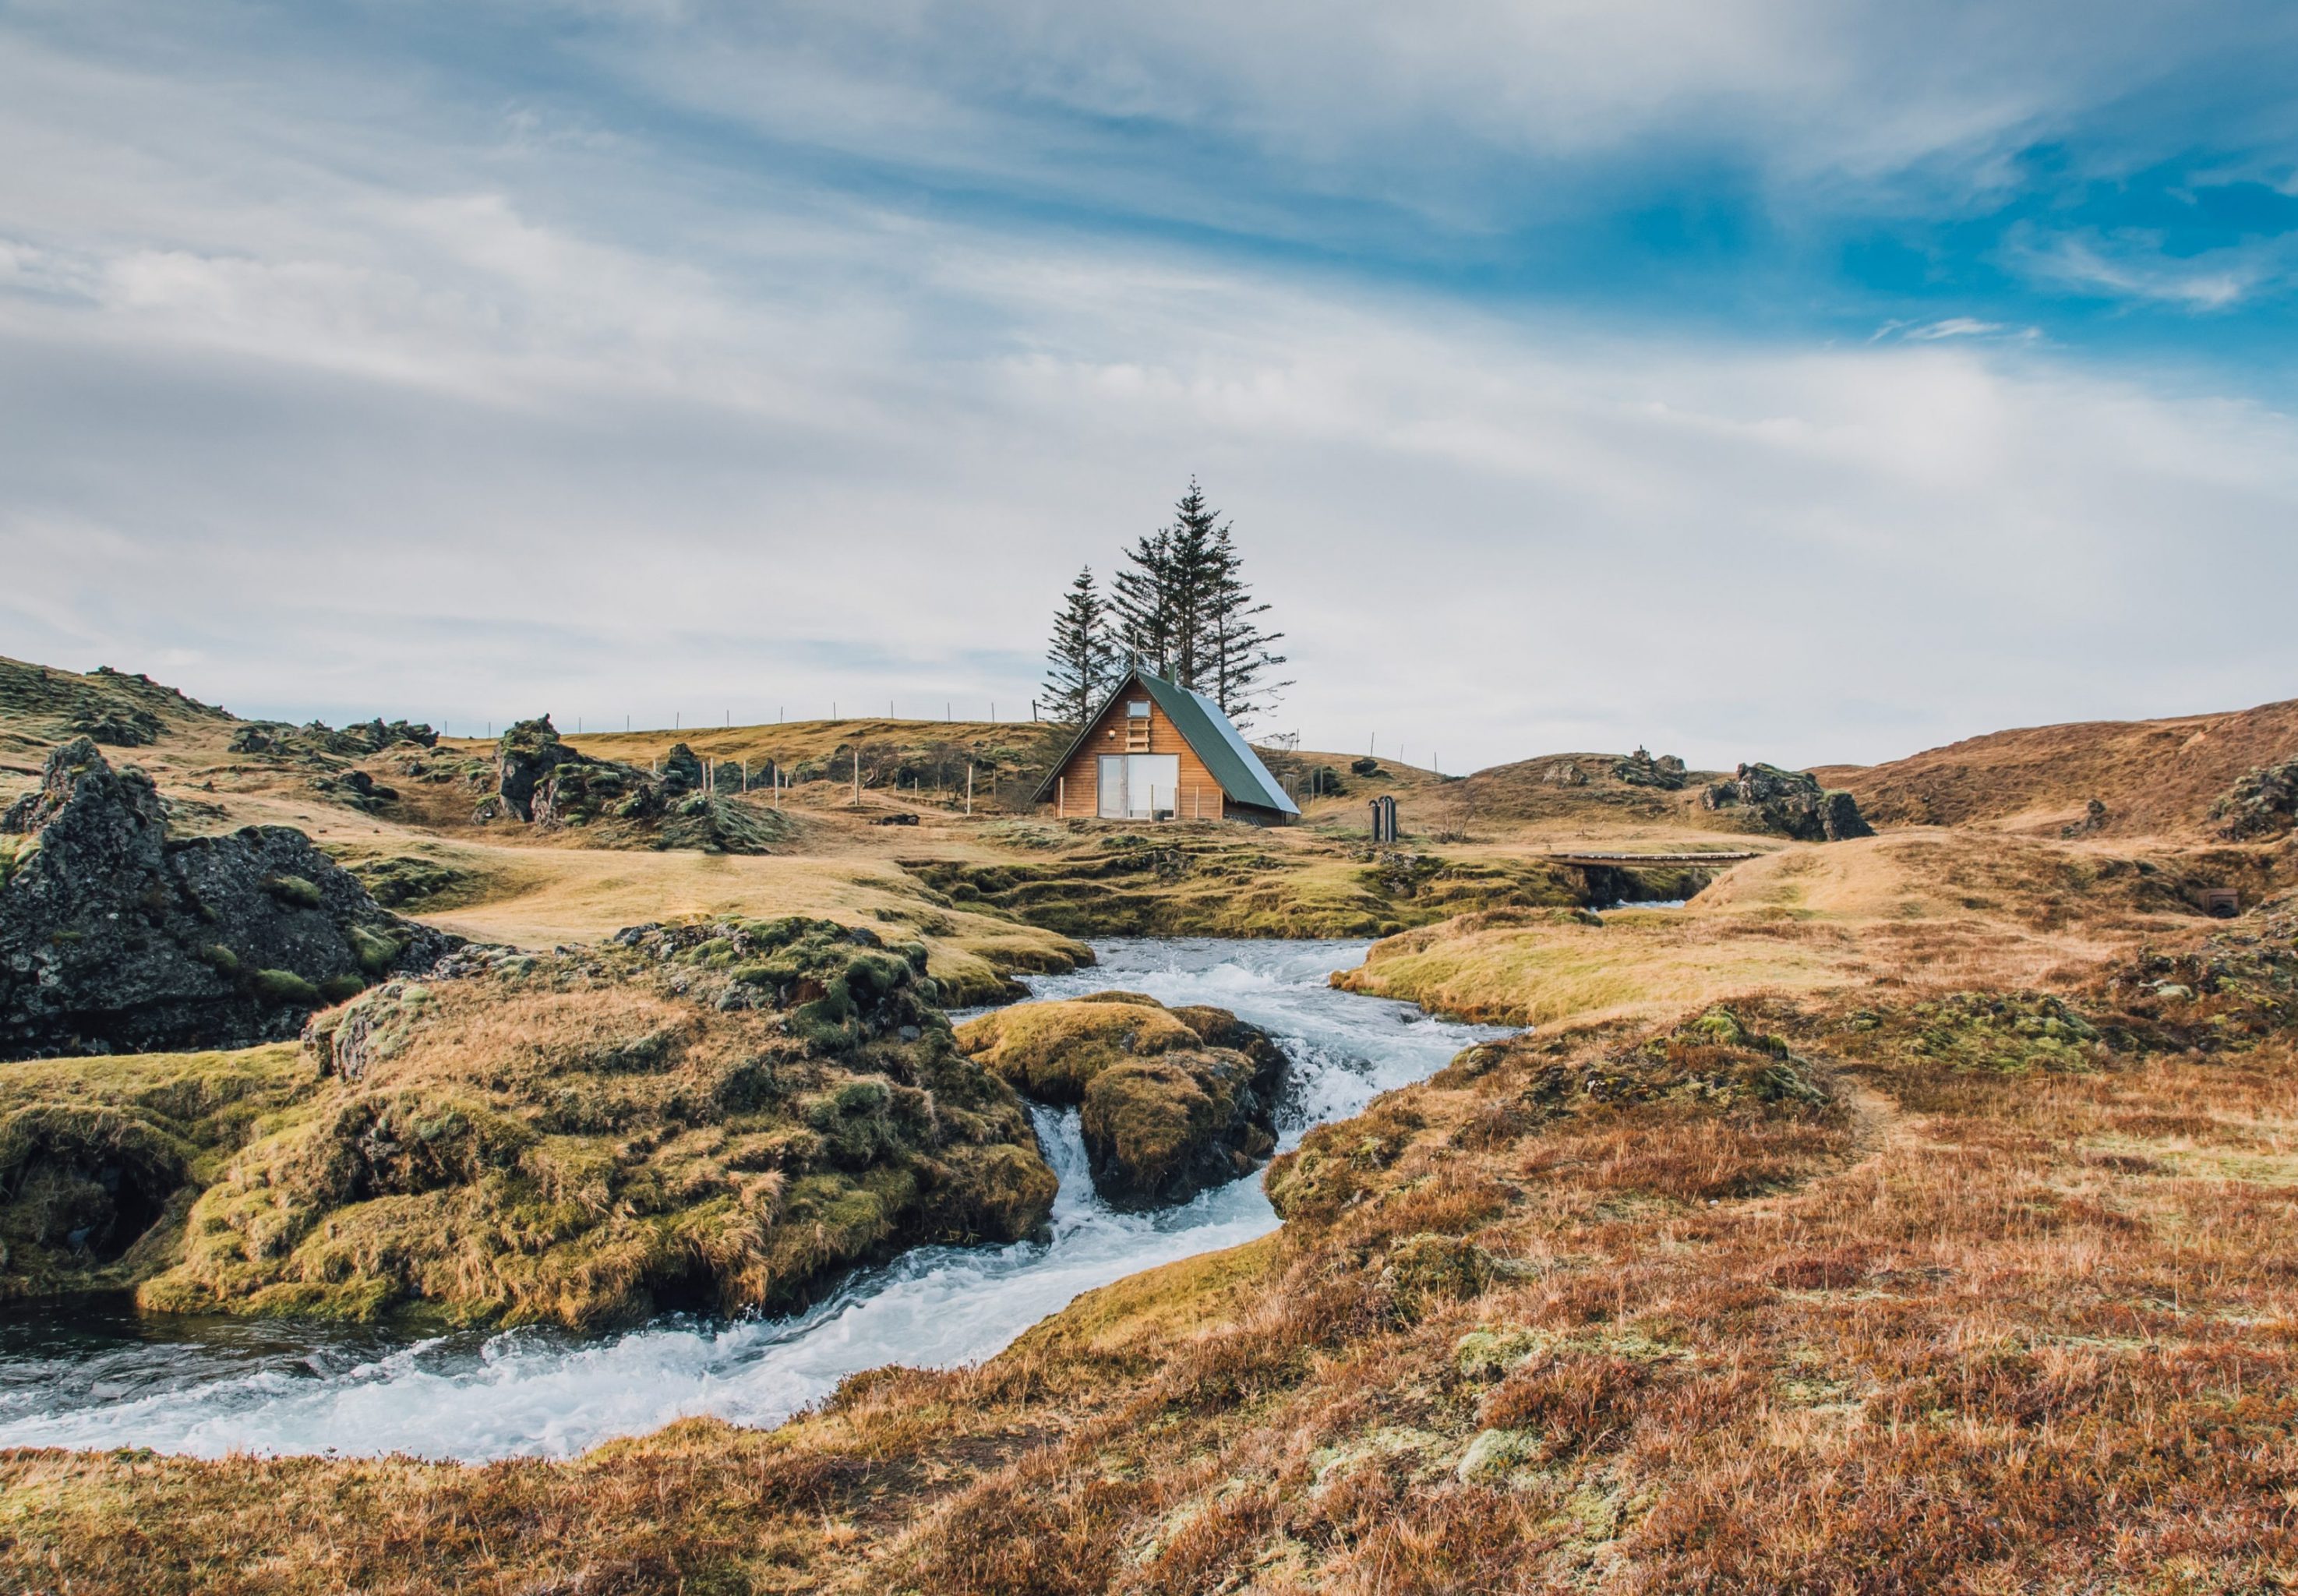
[0,938,1507,1462]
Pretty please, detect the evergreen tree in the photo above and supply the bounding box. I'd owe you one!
[1205,521,1289,726]
[1110,525,1175,679]
[1115,478,1227,688]
[1042,566,1116,725]
[1110,477,1288,722]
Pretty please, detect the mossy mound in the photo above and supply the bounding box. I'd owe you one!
[119,918,1054,1329]
[953,993,1203,1100]
[906,837,1583,940]
[341,853,476,909]
[1271,1007,1839,1223]
[0,1045,309,1300]
[1448,1005,1834,1118]
[1841,992,2108,1075]
[0,656,232,758]
[2208,758,2298,841]
[956,994,1289,1208]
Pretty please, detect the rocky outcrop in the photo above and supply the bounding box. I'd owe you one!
[125,918,1056,1328]
[1702,763,1873,842]
[1613,747,1688,790]
[954,991,1290,1209]
[2212,758,2298,842]
[228,718,436,758]
[476,717,788,854]
[0,740,455,1061]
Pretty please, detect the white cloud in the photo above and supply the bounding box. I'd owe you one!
[1,1,2295,774]
[2014,228,2293,310]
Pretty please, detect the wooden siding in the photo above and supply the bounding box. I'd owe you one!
[1049,692,1227,821]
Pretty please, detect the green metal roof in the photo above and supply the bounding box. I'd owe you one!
[1032,669,1300,816]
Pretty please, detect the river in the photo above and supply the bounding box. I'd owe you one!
[0,938,1508,1462]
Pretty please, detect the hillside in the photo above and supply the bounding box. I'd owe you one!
[1813,696,2298,839]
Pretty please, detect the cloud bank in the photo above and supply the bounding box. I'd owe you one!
[3,1,2295,771]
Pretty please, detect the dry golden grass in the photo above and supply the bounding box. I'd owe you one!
[16,929,2295,1592]
[1336,829,2284,1029]
[1813,694,2298,838]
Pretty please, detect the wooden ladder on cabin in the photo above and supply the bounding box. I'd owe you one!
[1126,714,1150,752]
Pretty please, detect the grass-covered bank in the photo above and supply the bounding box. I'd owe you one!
[4,919,1058,1329]
[8,912,2296,1591]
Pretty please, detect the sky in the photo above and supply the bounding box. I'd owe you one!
[3,0,2296,772]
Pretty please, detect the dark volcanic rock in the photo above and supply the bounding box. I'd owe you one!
[228,718,436,759]
[476,717,785,854]
[1702,762,1875,842]
[0,740,456,1061]
[2212,759,2298,842]
[492,715,584,822]
[1613,747,1689,790]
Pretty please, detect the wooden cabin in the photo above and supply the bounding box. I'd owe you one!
[1033,669,1301,825]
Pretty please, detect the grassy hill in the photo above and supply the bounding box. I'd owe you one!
[12,653,2298,1590]
[1812,696,2298,838]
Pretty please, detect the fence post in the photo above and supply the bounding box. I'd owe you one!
[1057,775,1064,817]
[967,764,974,817]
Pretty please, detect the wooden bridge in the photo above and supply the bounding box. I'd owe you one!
[1544,851,1761,869]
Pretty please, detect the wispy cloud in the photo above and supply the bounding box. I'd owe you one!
[2013,227,2293,309]
[2,0,2296,770]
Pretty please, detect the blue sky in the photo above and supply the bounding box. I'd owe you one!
[3,0,2296,769]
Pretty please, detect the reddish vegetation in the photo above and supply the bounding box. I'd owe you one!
[8,910,2297,1593]
[1813,695,2298,836]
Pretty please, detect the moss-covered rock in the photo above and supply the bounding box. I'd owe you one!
[1701,762,1873,842]
[0,740,456,1061]
[111,917,1056,1329]
[956,993,1289,1209]
[2212,758,2298,842]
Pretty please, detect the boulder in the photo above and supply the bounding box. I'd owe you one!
[492,715,584,822]
[0,740,455,1061]
[955,992,1289,1208]
[1701,762,1874,842]
[2212,759,2298,842]
[1612,747,1688,790]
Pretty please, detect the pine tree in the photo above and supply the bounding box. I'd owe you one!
[1111,525,1174,678]
[1116,478,1228,688]
[1205,521,1289,726]
[1043,566,1116,726]
[1110,478,1287,722]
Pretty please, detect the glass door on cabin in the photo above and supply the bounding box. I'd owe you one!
[1126,754,1179,818]
[1096,752,1181,818]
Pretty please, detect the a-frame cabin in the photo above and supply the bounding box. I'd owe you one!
[1033,669,1301,825]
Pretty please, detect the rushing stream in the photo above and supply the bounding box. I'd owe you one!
[0,938,1508,1462]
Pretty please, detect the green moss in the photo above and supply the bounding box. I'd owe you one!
[263,875,325,911]
[0,1044,312,1302]
[199,943,241,976]
[319,974,367,1003]
[954,998,1202,1101]
[1886,992,2106,1075]
[248,969,321,1007]
[346,923,407,977]
[130,923,1056,1329]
